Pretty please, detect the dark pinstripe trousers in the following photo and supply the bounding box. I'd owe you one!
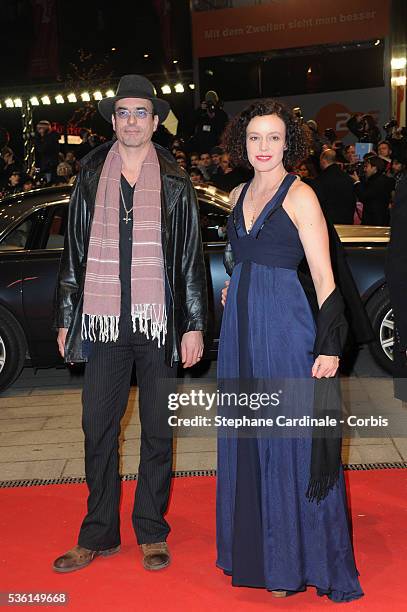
[77,318,177,550]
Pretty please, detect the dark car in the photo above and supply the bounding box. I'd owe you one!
[0,184,230,392]
[0,186,393,392]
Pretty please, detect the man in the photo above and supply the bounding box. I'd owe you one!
[377,140,392,163]
[34,119,60,183]
[189,167,205,185]
[198,151,212,181]
[310,149,356,224]
[210,146,223,173]
[343,144,358,164]
[3,170,23,196]
[75,128,92,160]
[212,153,252,192]
[189,90,229,153]
[352,155,394,226]
[53,75,207,573]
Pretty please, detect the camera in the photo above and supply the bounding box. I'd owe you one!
[383,119,398,131]
[324,127,337,143]
[345,161,364,178]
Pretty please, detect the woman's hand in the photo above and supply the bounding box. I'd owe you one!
[221,280,230,307]
[312,355,339,378]
[350,171,360,182]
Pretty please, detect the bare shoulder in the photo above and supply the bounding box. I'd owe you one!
[286,176,318,205]
[228,182,246,209]
[285,176,323,225]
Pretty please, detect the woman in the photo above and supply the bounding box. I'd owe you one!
[295,158,317,185]
[217,100,363,602]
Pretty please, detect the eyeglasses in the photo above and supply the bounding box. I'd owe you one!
[114,108,153,120]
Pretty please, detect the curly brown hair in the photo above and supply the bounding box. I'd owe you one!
[221,99,309,169]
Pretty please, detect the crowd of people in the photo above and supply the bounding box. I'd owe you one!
[0,122,106,199]
[288,113,407,226]
[1,102,406,229]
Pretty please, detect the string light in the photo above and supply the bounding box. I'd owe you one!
[392,76,407,87]
[161,85,171,94]
[391,57,406,70]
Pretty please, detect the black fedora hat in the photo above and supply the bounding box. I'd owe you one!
[98,75,170,124]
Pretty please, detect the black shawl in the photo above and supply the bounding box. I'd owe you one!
[306,287,348,503]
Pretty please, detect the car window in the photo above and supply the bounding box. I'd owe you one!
[45,204,68,249]
[199,200,228,242]
[0,217,33,251]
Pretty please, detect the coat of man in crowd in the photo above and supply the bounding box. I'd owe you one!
[352,156,394,226]
[34,120,60,183]
[310,149,356,225]
[53,75,207,574]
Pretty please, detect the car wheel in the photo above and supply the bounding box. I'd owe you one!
[365,286,395,374]
[0,307,27,392]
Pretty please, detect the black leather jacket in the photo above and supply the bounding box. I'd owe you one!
[55,140,208,366]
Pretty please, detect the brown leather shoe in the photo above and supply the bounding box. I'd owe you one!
[53,544,120,573]
[140,542,170,571]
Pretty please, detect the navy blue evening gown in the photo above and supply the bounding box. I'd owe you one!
[216,175,364,602]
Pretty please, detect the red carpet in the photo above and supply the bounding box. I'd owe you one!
[1,471,406,611]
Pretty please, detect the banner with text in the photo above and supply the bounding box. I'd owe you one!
[192,0,390,58]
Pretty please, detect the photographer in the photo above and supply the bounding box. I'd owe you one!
[188,90,229,153]
[346,113,381,146]
[351,155,394,226]
[305,119,326,157]
[383,119,407,160]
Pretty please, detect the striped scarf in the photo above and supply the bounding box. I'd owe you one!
[81,141,166,346]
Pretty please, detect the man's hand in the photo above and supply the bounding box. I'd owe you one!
[221,280,230,307]
[181,331,204,368]
[312,355,339,379]
[57,328,68,359]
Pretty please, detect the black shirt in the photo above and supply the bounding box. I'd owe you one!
[119,174,135,317]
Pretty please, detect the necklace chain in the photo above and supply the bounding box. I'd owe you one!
[247,172,287,233]
[119,184,133,225]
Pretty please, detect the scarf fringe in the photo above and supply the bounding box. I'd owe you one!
[81,314,119,342]
[305,472,339,504]
[131,304,167,348]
